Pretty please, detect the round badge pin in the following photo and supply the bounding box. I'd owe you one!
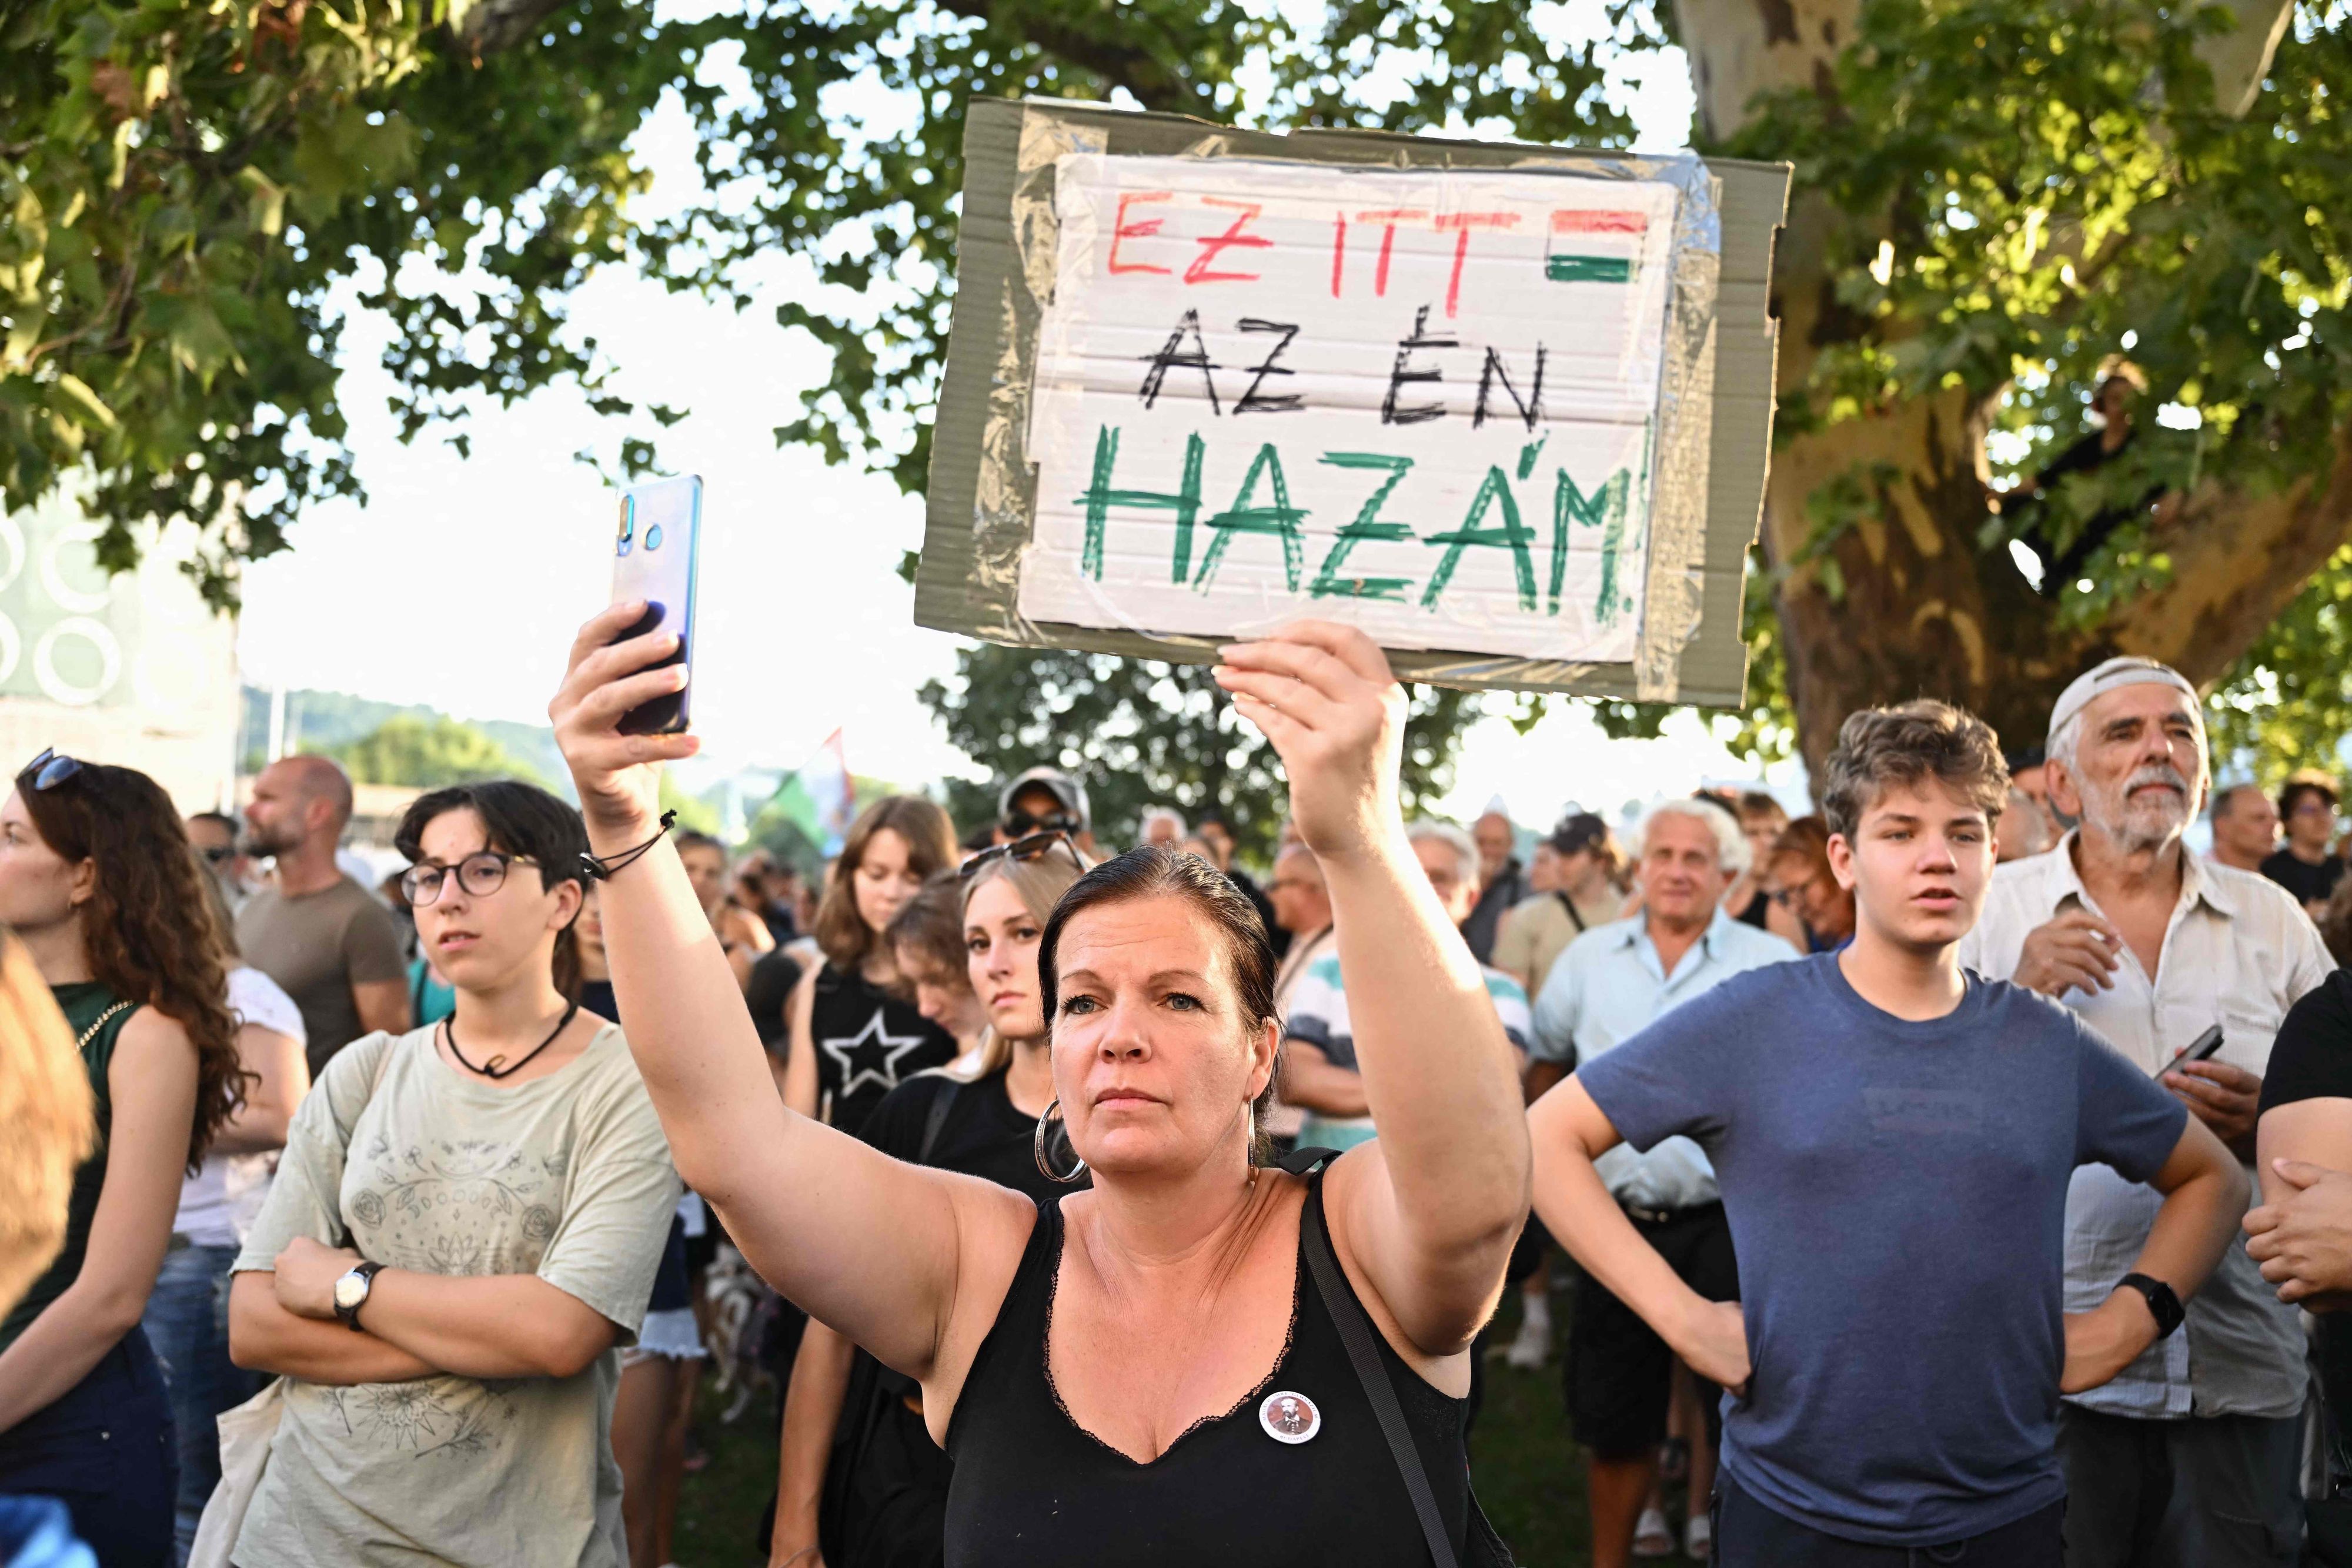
[1259,1390,1321,1445]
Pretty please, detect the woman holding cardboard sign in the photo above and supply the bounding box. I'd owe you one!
[553,606,1525,1565]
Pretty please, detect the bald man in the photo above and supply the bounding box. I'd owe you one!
[236,756,409,1074]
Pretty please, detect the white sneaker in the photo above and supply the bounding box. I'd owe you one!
[1503,1294,1551,1369]
[1686,1512,1713,1562]
[1632,1506,1673,1558]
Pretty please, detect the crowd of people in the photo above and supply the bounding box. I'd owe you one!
[8,620,2352,1568]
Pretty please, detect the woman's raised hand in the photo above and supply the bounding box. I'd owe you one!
[1214,621,1405,861]
[550,603,700,837]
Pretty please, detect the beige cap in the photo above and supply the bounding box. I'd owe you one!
[2047,657,2203,747]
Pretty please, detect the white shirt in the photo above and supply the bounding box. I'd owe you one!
[1959,835,2336,1419]
[1532,908,1800,1211]
[173,965,308,1248]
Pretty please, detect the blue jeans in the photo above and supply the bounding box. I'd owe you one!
[141,1243,256,1564]
[0,1329,175,1568]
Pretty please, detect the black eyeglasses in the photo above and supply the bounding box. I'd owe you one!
[19,749,83,791]
[402,850,540,906]
[961,830,1084,882]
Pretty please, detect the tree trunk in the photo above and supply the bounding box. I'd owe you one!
[1675,0,2345,774]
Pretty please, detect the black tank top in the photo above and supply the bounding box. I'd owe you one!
[808,961,957,1139]
[943,1176,1472,1567]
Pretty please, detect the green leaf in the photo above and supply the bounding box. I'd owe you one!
[51,372,116,429]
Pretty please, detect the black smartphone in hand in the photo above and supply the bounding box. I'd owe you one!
[2161,1025,2224,1077]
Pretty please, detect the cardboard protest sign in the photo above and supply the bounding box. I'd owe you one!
[917,99,1791,704]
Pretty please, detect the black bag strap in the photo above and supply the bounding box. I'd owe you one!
[1553,890,1586,934]
[1298,1171,1460,1568]
[917,1076,965,1166]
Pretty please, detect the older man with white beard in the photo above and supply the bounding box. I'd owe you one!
[1960,658,2334,1568]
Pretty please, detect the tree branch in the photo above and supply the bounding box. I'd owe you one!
[928,0,1206,115]
[2114,416,2352,687]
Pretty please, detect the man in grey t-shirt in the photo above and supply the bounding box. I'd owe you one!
[237,756,409,1073]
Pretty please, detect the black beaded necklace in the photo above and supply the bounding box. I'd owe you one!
[443,999,582,1080]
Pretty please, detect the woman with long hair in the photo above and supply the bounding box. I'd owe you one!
[554,611,1527,1565]
[781,798,961,1138]
[768,843,1090,1568]
[0,751,244,1567]
[226,780,680,1568]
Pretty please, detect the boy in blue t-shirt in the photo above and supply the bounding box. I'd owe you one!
[1529,700,2248,1566]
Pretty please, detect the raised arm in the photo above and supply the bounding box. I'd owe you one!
[1214,623,1528,1355]
[548,604,1030,1378]
[1528,1077,1750,1390]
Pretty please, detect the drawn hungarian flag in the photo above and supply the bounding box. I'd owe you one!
[1546,209,1648,285]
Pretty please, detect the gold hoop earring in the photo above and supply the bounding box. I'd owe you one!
[1033,1098,1088,1185]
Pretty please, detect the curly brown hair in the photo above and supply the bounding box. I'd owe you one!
[19,759,245,1172]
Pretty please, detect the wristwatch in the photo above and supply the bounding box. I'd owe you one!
[333,1261,386,1332]
[2116,1272,2185,1339]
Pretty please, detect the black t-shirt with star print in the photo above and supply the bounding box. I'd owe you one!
[808,961,958,1138]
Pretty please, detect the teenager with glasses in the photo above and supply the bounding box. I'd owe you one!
[781,797,961,1139]
[768,836,1091,1568]
[0,750,245,1568]
[226,780,680,1568]
[556,610,1528,1566]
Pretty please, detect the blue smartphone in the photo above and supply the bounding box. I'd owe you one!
[607,475,701,736]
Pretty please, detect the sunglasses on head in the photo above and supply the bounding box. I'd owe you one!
[19,749,83,792]
[961,830,1084,882]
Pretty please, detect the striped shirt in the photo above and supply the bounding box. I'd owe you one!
[1283,952,1531,1152]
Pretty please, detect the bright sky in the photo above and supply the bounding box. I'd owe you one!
[234,29,1804,831]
